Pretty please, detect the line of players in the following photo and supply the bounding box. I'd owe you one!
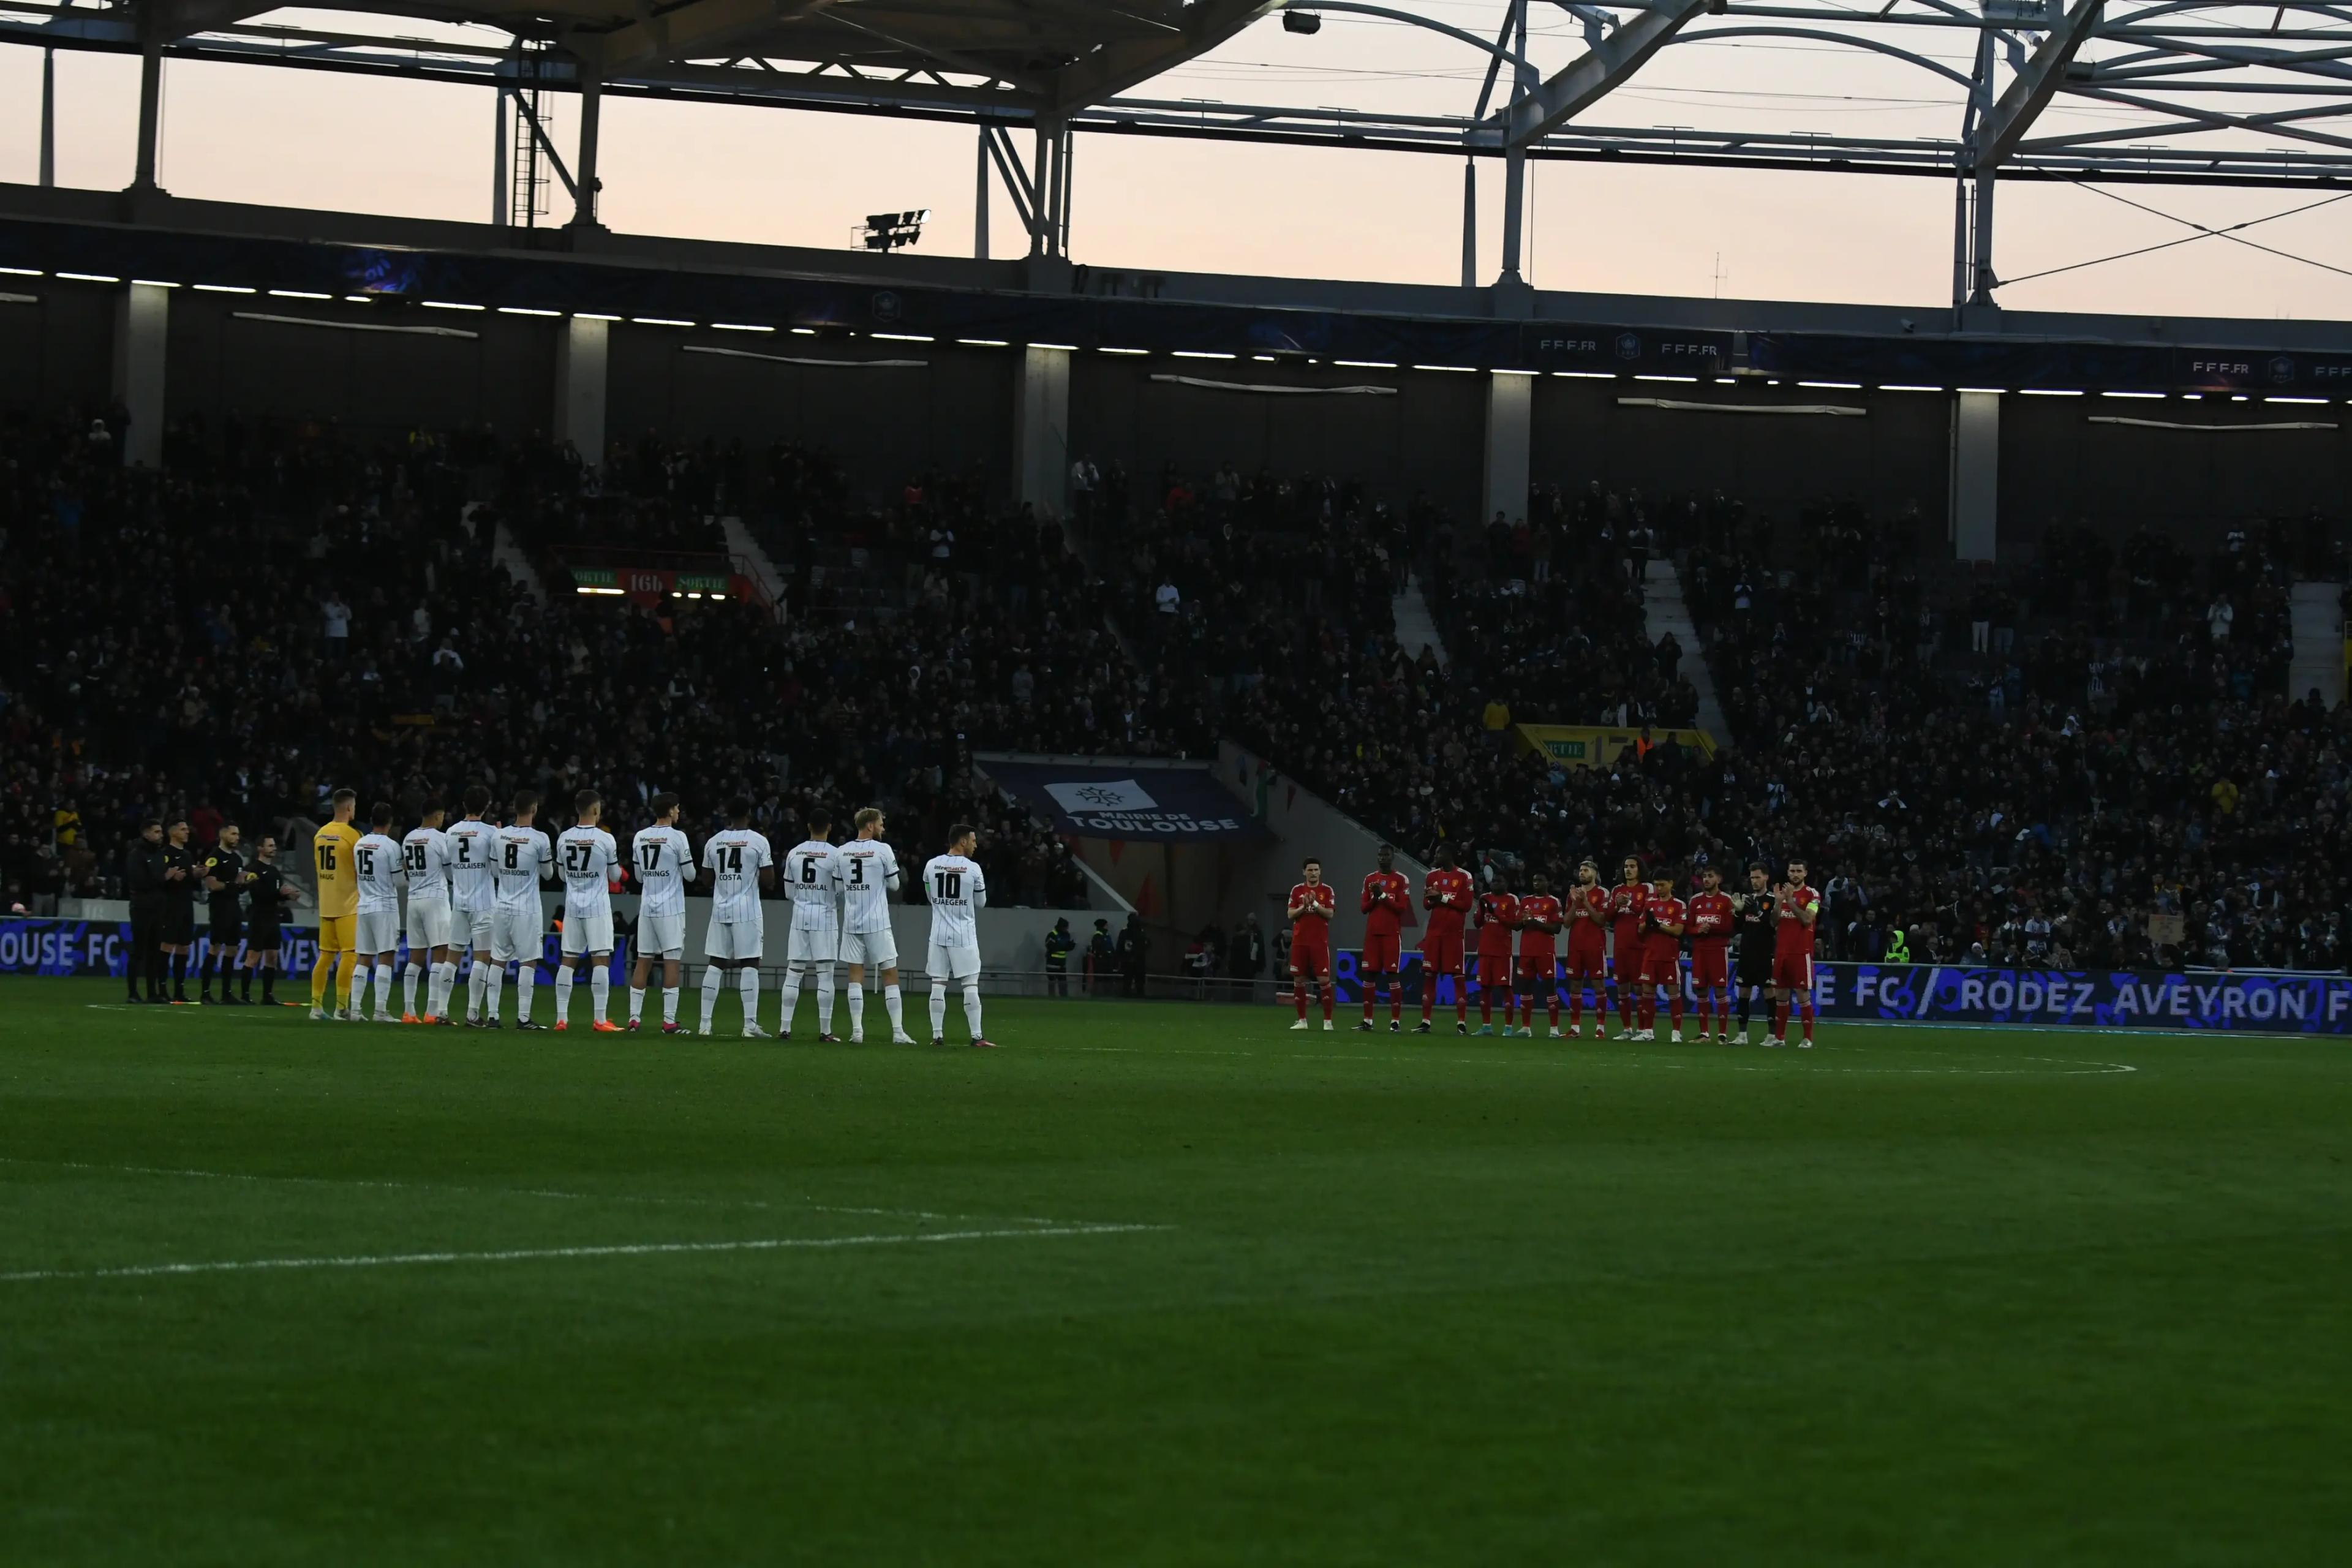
[1287,848,1823,1047]
[305,786,995,1045]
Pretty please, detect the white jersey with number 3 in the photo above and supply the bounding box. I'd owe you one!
[784,839,843,932]
[837,839,900,934]
[922,853,986,950]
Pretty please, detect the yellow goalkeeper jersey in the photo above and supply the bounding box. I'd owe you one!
[312,820,363,920]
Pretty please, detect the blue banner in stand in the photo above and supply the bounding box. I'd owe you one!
[0,920,620,983]
[976,760,1264,839]
[1287,953,2352,1035]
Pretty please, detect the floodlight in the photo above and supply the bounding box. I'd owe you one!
[1283,10,1321,32]
[860,209,930,252]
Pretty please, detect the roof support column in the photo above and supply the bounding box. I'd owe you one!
[974,128,990,258]
[1483,371,1532,529]
[1949,390,1999,562]
[555,314,608,471]
[39,47,56,188]
[1015,345,1071,518]
[1969,172,1996,307]
[130,34,165,195]
[1458,160,1477,290]
[1497,143,1526,285]
[111,281,169,469]
[570,69,605,231]
[1029,121,1054,258]
[492,86,510,227]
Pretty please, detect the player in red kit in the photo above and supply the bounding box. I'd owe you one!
[1638,874,1687,1041]
[1685,864,1736,1044]
[1472,870,1521,1036]
[1562,857,1610,1038]
[1608,856,1651,1038]
[1287,857,1338,1031]
[1513,873,1565,1038]
[1418,846,1474,1035]
[1771,857,1822,1047]
[1357,843,1411,1033]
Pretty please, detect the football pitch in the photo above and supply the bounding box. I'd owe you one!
[2,978,2346,1566]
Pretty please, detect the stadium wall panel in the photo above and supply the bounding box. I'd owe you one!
[0,282,113,412]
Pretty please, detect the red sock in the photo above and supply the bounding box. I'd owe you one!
[1670,997,1683,1033]
[1568,990,1582,1030]
[1773,1000,1789,1039]
[1321,987,1333,1022]
[1638,994,1654,1030]
[1802,1001,1815,1041]
[1421,986,1433,1023]
[1547,996,1560,1031]
[1390,981,1402,1023]
[1455,978,1468,1024]
[1480,990,1491,1024]
[1295,983,1308,1021]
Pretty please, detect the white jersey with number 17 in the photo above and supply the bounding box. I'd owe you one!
[923,853,986,950]
[631,824,693,920]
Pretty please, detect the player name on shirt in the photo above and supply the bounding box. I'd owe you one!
[402,826,451,902]
[490,824,553,908]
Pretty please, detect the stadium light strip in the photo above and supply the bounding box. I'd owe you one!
[1798,380,1861,390]
[1553,370,1615,379]
[790,327,817,335]
[344,295,375,304]
[423,301,486,312]
[1412,364,1476,373]
[1030,342,1078,351]
[1099,347,1149,355]
[1635,375,1698,383]
[1334,360,1396,369]
[0,266,40,276]
[270,289,331,301]
[499,306,561,317]
[1957,386,2004,394]
[956,338,1009,347]
[1880,385,1943,393]
[1493,368,1538,377]
[193,283,254,293]
[576,586,625,596]
[131,279,181,288]
[711,322,773,332]
[872,332,933,342]
[2269,396,2328,404]
[2018,388,2083,396]
[1172,350,1235,360]
[2101,390,2165,399]
[58,272,121,283]
[631,316,692,326]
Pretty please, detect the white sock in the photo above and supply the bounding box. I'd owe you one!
[662,985,679,1024]
[780,963,807,1034]
[815,971,835,1033]
[629,986,646,1022]
[737,965,761,1030]
[434,960,458,1017]
[590,967,609,1022]
[346,960,366,1014]
[929,985,948,1039]
[469,959,490,1020]
[372,962,394,1018]
[847,984,865,1036]
[883,983,903,1036]
[700,965,723,1028]
[516,964,536,1023]
[484,961,505,1022]
[554,967,575,1024]
[962,981,984,1041]
[402,962,424,1017]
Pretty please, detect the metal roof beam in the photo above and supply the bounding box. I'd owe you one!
[1047,0,1276,113]
[1973,0,2105,170]
[588,0,840,74]
[1495,0,1709,148]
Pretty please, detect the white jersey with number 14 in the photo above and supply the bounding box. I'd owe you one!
[703,829,773,925]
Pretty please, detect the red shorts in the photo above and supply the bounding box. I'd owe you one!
[1640,942,1682,985]
[1516,954,1557,990]
[1291,935,1331,977]
[1611,927,1644,978]
[1476,948,1515,987]
[1421,925,1465,973]
[1690,941,1730,987]
[1773,951,1815,990]
[1565,930,1607,979]
[1362,930,1402,973]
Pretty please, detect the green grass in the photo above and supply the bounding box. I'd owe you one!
[2,976,2348,1566]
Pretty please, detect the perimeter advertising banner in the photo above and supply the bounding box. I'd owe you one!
[0,921,604,982]
[974,760,1264,840]
[1513,725,1717,766]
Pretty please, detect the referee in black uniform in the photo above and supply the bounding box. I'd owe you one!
[159,817,200,1005]
[124,820,168,1003]
[243,835,301,1006]
[1730,862,1778,1044]
[199,825,254,1004]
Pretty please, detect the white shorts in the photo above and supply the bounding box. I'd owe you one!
[461,907,494,954]
[560,911,615,957]
[705,918,763,963]
[927,943,980,983]
[354,909,401,957]
[638,912,684,960]
[490,905,542,965]
[405,897,451,952]
[788,924,839,966]
[839,928,898,970]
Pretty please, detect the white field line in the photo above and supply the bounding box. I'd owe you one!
[1075,1047,2138,1077]
[0,1223,1168,1284]
[0,1158,1067,1227]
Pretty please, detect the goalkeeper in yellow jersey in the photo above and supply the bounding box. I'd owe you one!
[309,788,364,1020]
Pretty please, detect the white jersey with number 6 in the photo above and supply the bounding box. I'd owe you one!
[922,854,986,950]
[837,839,899,934]
[703,828,773,926]
[785,839,843,932]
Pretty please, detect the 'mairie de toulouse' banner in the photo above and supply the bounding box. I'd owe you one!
[1293,953,2352,1036]
[974,760,1264,840]
[0,921,617,982]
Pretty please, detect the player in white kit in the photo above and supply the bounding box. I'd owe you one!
[552,790,622,1032]
[837,806,914,1044]
[399,805,456,1024]
[445,786,499,1026]
[349,802,406,1023]
[484,791,554,1028]
[627,792,693,1034]
[780,812,843,1041]
[922,824,994,1048]
[699,796,775,1036]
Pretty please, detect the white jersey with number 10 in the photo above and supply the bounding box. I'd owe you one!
[703,829,773,925]
[923,853,987,950]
